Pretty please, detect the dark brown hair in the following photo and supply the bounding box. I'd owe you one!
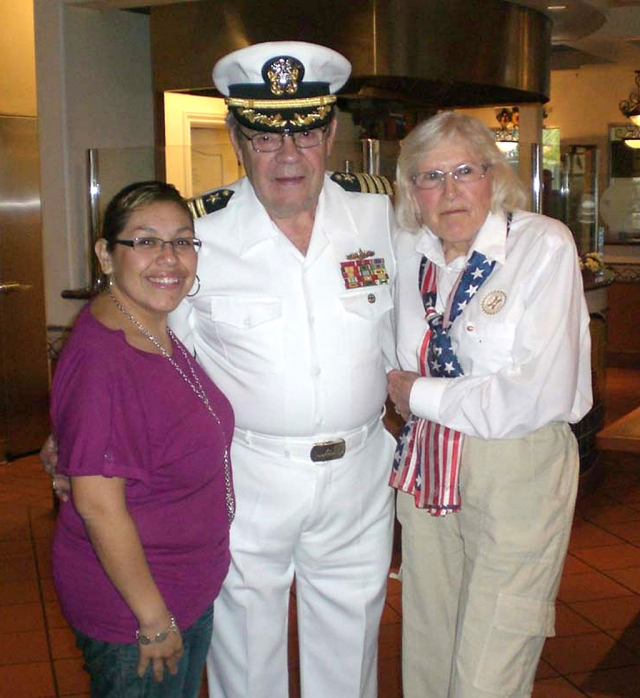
[102,181,192,250]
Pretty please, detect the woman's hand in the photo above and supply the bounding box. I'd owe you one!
[388,369,421,421]
[137,618,184,681]
[72,475,184,682]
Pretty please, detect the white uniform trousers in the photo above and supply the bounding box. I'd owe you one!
[206,420,396,698]
[397,421,579,698]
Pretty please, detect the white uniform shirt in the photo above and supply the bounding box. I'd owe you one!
[395,209,592,440]
[170,175,396,437]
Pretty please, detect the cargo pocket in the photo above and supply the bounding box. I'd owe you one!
[473,593,555,694]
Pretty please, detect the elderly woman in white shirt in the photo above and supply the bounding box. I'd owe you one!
[388,111,592,698]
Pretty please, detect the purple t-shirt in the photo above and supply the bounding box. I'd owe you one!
[51,304,233,643]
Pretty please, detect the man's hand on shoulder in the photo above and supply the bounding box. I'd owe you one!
[40,434,71,502]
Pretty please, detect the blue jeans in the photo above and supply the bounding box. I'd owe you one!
[73,605,213,698]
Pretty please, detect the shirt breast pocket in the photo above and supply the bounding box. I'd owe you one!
[459,320,517,374]
[208,296,284,372]
[339,285,393,366]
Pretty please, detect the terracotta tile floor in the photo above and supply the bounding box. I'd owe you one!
[2,367,640,697]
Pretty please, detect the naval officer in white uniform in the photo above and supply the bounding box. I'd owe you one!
[170,42,397,698]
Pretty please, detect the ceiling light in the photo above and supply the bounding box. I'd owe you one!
[620,70,640,127]
[611,124,640,149]
[547,5,567,10]
[493,107,519,155]
[496,139,519,153]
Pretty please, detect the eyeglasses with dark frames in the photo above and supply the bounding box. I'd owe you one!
[238,126,329,153]
[113,237,202,254]
[412,163,491,190]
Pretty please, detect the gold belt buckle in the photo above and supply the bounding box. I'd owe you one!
[310,439,346,462]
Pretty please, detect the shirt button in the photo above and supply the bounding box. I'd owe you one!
[312,367,321,377]
[367,293,376,304]
[244,318,251,327]
[466,323,475,332]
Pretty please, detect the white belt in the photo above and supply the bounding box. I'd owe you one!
[234,416,382,462]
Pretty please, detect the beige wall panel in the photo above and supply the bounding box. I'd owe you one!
[0,0,37,116]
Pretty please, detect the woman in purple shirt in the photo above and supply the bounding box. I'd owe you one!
[50,181,234,698]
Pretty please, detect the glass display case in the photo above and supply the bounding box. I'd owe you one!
[601,124,640,244]
[558,144,600,256]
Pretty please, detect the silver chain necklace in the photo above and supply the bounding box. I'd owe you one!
[109,291,235,525]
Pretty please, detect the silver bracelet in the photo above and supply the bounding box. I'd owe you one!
[135,614,179,645]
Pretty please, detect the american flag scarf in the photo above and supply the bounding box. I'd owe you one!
[389,227,506,515]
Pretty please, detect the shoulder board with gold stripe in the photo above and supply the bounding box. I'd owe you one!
[329,171,393,196]
[187,188,235,219]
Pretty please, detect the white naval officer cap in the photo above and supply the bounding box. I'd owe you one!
[212,41,352,133]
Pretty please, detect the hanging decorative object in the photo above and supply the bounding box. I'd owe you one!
[620,70,640,125]
[613,124,640,150]
[493,107,519,153]
[619,70,640,148]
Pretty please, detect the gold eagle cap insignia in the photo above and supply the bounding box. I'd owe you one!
[263,56,304,96]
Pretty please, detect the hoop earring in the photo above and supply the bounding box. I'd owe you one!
[186,275,201,298]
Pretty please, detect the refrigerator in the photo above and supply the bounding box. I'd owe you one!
[0,115,50,462]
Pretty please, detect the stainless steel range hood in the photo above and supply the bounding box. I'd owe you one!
[150,0,551,108]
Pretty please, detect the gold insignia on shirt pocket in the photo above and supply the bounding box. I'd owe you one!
[480,290,507,315]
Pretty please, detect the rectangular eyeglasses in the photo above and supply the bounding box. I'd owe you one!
[412,163,491,190]
[113,237,202,254]
[239,126,328,153]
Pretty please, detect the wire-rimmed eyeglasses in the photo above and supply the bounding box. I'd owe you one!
[113,237,202,255]
[238,126,329,153]
[412,163,491,190]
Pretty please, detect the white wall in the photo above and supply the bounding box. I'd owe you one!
[33,0,154,327]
